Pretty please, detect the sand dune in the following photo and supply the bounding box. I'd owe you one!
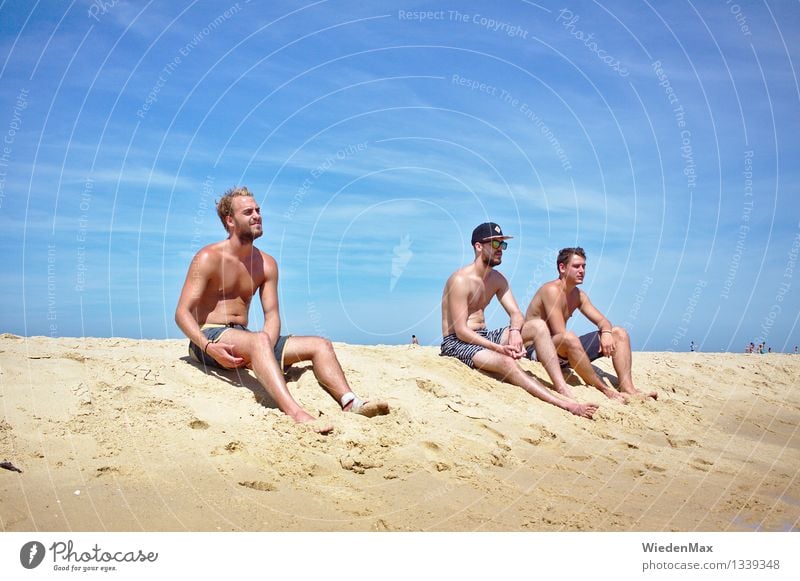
[1,334,798,531]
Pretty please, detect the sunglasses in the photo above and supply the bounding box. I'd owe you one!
[482,239,508,250]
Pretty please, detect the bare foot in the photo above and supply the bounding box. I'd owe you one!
[292,410,334,434]
[622,387,658,401]
[346,399,391,418]
[565,401,598,419]
[602,387,629,404]
[555,384,576,399]
[301,418,334,434]
[626,390,658,401]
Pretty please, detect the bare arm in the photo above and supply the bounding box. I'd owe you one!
[539,284,569,337]
[174,249,244,368]
[258,253,281,342]
[447,275,500,352]
[496,277,525,356]
[577,290,614,356]
[175,250,216,350]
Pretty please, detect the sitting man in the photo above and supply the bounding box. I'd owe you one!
[175,186,389,433]
[440,222,598,419]
[524,247,657,401]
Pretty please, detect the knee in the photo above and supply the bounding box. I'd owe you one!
[255,331,274,350]
[494,354,517,376]
[612,326,629,343]
[523,318,548,338]
[314,336,335,355]
[564,331,581,351]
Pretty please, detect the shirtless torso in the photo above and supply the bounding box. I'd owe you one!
[441,265,509,335]
[187,241,273,328]
[525,279,585,336]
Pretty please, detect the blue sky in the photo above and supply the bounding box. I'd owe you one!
[1,0,798,351]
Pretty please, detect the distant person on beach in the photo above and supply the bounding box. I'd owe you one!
[440,222,598,419]
[690,341,696,352]
[411,335,419,346]
[523,247,657,401]
[175,186,389,434]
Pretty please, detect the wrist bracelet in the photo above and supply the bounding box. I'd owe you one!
[601,330,613,334]
[509,327,521,333]
[203,340,212,354]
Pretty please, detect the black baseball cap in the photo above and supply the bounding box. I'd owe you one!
[471,222,513,245]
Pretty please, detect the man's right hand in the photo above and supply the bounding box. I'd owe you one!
[206,342,246,368]
[496,343,524,359]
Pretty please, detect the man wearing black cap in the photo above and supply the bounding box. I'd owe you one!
[440,223,598,419]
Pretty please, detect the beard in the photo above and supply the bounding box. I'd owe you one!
[481,253,502,267]
[235,225,262,244]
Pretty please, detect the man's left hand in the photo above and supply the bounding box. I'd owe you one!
[600,330,615,357]
[507,329,525,359]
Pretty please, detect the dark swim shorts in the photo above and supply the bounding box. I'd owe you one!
[188,323,290,370]
[440,327,507,368]
[526,330,602,368]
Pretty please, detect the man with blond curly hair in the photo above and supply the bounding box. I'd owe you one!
[175,186,389,433]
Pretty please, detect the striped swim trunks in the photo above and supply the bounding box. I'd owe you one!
[440,327,507,368]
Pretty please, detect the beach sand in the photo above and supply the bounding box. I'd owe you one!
[1,334,798,532]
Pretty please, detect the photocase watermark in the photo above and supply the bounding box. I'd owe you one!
[190,175,215,250]
[451,73,572,172]
[74,178,93,293]
[284,141,369,221]
[398,9,529,38]
[653,60,696,191]
[720,150,754,300]
[0,87,29,210]
[622,274,655,331]
[307,301,327,338]
[20,539,158,572]
[724,0,753,37]
[390,234,413,291]
[757,225,800,344]
[555,8,629,77]
[87,0,121,22]
[136,3,245,119]
[523,246,559,302]
[47,244,58,337]
[671,279,707,347]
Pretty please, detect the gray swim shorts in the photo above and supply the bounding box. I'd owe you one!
[526,330,602,368]
[440,327,507,368]
[188,323,290,370]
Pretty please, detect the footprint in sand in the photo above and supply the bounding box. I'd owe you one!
[666,436,699,448]
[415,378,449,398]
[521,426,558,447]
[644,463,667,473]
[189,419,209,430]
[238,480,276,492]
[689,457,714,472]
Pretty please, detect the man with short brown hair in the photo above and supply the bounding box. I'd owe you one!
[524,247,657,401]
[175,186,389,433]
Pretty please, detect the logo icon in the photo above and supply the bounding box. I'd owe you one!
[390,234,413,291]
[20,541,46,569]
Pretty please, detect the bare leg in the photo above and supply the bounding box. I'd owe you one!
[521,318,575,398]
[610,327,657,400]
[283,336,390,416]
[472,349,598,419]
[553,331,627,403]
[218,330,333,433]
